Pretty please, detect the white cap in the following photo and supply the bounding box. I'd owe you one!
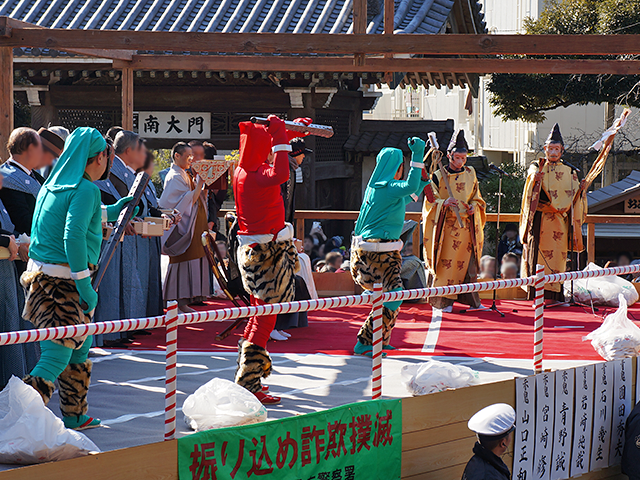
[468,403,516,436]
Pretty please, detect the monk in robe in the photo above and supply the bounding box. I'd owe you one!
[160,142,210,313]
[423,130,486,312]
[520,124,586,301]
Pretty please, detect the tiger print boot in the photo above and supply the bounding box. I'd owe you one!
[22,375,56,405]
[58,360,101,430]
[235,338,280,405]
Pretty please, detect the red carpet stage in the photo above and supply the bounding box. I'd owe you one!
[124,299,640,360]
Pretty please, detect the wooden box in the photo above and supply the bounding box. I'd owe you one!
[144,216,171,231]
[132,220,164,237]
[312,271,362,297]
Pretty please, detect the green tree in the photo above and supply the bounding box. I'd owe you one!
[487,0,640,122]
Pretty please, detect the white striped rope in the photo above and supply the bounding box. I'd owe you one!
[2,264,638,347]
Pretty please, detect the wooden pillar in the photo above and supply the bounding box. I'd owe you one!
[0,47,13,162]
[384,0,394,34]
[353,0,367,66]
[587,222,595,264]
[121,67,134,131]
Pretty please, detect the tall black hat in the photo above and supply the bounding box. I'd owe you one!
[448,130,468,153]
[545,123,564,146]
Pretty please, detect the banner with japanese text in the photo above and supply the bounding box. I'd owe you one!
[178,399,402,480]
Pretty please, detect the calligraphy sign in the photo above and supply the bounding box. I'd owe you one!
[534,372,556,480]
[178,399,402,480]
[590,361,614,471]
[623,196,640,214]
[570,365,594,478]
[551,370,574,480]
[513,376,536,480]
[609,358,632,465]
[134,112,211,139]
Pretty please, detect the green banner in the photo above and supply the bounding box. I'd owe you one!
[178,398,402,480]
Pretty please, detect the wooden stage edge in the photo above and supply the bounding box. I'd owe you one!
[2,367,635,480]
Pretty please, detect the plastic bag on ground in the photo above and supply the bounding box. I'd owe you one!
[584,294,640,361]
[183,378,267,431]
[565,263,639,307]
[400,360,480,396]
[0,376,99,464]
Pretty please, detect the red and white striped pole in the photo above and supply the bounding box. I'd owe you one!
[533,264,545,374]
[371,283,384,400]
[164,301,179,441]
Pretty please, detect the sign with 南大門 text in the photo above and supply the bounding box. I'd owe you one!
[134,112,211,139]
[178,399,402,480]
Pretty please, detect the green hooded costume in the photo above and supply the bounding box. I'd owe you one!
[351,139,429,355]
[22,127,131,431]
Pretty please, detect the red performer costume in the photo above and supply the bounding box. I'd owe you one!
[233,115,301,404]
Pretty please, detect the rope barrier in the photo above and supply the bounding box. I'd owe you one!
[3,262,640,441]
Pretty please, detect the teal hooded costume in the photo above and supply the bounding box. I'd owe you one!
[22,127,132,431]
[355,145,428,240]
[351,138,429,355]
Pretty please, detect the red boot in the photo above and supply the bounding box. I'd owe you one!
[254,391,281,405]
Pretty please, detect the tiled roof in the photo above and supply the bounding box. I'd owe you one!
[1,0,472,35]
[587,170,640,212]
[344,119,455,153]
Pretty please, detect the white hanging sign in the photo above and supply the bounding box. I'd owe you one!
[513,376,536,480]
[551,369,574,480]
[534,372,555,480]
[134,112,211,139]
[609,358,632,465]
[590,361,614,471]
[570,364,595,478]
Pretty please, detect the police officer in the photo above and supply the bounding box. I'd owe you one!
[622,401,640,480]
[462,403,515,480]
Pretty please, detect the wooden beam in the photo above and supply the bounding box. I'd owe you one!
[353,0,367,66]
[121,67,134,130]
[6,17,134,61]
[4,23,640,56]
[0,46,13,161]
[114,55,640,74]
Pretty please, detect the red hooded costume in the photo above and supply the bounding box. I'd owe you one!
[234,119,290,236]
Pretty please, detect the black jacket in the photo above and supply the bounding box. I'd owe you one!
[461,442,510,480]
[623,401,640,479]
[0,169,44,235]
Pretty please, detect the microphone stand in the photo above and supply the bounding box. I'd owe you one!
[460,171,505,317]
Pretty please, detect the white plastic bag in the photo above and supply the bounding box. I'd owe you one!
[183,378,267,431]
[0,377,99,464]
[564,263,639,306]
[584,294,640,361]
[400,360,480,396]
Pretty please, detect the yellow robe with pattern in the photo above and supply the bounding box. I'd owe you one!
[519,160,587,292]
[423,166,486,297]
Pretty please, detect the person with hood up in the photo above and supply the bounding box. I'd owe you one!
[21,127,135,430]
[423,130,486,312]
[233,115,305,405]
[351,138,431,356]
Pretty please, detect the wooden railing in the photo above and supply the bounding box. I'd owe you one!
[292,210,640,263]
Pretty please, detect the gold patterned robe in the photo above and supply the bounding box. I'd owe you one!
[423,166,486,298]
[519,160,587,293]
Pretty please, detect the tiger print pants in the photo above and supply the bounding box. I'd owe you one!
[350,246,403,346]
[235,239,299,391]
[21,272,94,417]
